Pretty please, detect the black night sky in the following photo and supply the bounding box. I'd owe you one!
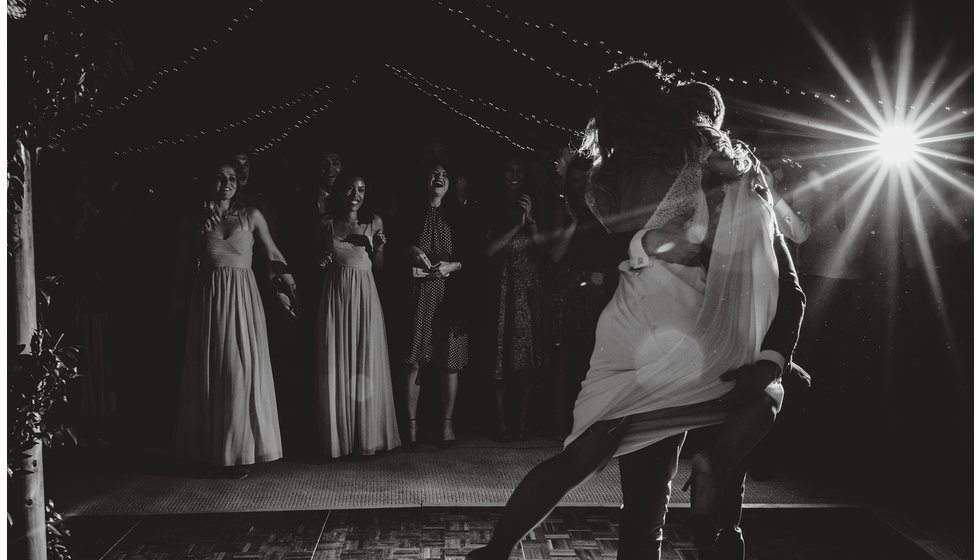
[40,0,973,192]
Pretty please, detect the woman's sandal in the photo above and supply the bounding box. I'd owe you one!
[435,417,457,449]
[406,418,418,445]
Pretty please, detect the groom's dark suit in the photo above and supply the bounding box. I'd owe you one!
[615,173,807,560]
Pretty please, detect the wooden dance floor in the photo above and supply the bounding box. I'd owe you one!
[46,434,966,559]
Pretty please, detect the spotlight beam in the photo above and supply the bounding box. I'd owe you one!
[791,146,878,162]
[906,162,970,239]
[737,99,880,142]
[894,7,916,121]
[822,96,887,136]
[910,67,974,130]
[917,109,974,138]
[869,41,896,123]
[915,146,974,165]
[912,154,975,197]
[907,42,954,124]
[897,166,961,373]
[794,5,889,130]
[791,152,881,197]
[913,131,975,145]
[824,164,890,275]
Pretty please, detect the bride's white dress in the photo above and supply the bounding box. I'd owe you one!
[568,152,782,457]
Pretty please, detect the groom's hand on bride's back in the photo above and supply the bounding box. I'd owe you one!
[719,360,781,405]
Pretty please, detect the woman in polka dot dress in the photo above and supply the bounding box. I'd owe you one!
[400,162,470,447]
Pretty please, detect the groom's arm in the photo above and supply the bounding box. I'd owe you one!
[720,232,806,403]
[758,233,806,374]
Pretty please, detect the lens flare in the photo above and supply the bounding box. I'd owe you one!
[876,123,919,165]
[737,5,973,367]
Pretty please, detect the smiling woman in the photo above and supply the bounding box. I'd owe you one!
[395,161,471,448]
[313,170,401,459]
[176,158,298,479]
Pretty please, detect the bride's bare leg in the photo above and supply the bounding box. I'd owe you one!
[467,417,631,559]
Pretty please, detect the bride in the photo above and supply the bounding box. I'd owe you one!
[468,60,805,559]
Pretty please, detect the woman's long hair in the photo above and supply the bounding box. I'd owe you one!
[199,158,248,234]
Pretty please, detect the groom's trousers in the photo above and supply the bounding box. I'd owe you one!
[616,432,749,560]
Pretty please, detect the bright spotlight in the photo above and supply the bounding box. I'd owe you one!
[876,123,919,165]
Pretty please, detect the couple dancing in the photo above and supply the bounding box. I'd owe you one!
[469,60,805,559]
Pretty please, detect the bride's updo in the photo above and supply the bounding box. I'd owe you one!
[579,59,696,188]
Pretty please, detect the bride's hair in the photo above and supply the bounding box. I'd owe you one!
[674,80,725,130]
[579,58,696,188]
[580,60,676,161]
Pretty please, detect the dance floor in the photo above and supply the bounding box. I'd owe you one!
[48,434,842,516]
[63,507,947,560]
[45,435,968,559]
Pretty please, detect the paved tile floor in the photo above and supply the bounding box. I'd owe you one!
[63,506,941,560]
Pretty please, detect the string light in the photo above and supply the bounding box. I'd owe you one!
[113,83,335,156]
[457,0,973,115]
[388,64,534,152]
[431,0,591,90]
[53,0,267,141]
[388,64,582,137]
[252,76,360,154]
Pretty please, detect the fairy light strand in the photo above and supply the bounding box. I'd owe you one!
[431,0,591,90]
[462,0,972,115]
[252,76,360,154]
[113,83,335,156]
[388,65,534,151]
[53,0,267,141]
[388,64,582,137]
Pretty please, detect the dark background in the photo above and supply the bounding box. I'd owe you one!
[15,0,973,530]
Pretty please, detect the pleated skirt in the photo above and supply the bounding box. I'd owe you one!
[314,264,401,458]
[177,267,283,466]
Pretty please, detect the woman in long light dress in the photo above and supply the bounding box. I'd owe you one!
[314,171,401,458]
[468,62,791,559]
[177,160,298,479]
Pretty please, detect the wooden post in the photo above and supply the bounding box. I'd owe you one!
[10,138,46,560]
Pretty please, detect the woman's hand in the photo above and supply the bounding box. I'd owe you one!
[372,230,387,250]
[409,246,432,269]
[276,274,300,316]
[517,194,533,225]
[318,251,333,269]
[429,261,460,278]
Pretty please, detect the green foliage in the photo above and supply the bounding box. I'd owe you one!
[46,499,72,560]
[7,0,127,148]
[7,328,83,560]
[7,0,128,212]
[7,329,83,470]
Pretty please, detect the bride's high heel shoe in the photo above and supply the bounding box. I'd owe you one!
[683,451,723,522]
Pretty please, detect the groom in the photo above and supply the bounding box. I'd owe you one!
[610,81,807,560]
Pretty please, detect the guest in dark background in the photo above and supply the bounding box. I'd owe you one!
[543,149,620,440]
[483,155,551,442]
